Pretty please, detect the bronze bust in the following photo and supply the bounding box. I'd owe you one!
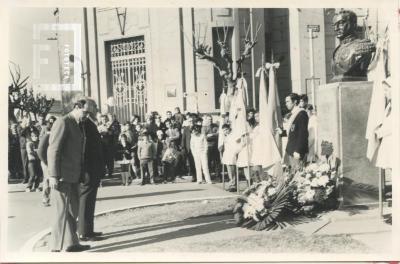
[331,10,376,82]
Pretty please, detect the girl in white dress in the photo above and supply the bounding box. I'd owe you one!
[221,124,241,190]
[306,105,317,163]
[249,112,264,182]
[236,122,253,183]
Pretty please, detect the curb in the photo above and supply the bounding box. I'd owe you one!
[21,194,239,252]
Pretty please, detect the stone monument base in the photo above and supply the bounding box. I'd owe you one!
[330,75,368,82]
[316,81,379,207]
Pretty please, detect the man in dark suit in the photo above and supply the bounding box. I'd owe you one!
[277,93,309,171]
[47,99,91,252]
[78,98,106,241]
[181,114,196,181]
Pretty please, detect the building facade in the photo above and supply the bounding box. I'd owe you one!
[9,7,391,122]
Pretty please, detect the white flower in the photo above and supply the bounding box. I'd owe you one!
[267,187,277,197]
[247,194,264,211]
[304,179,311,186]
[306,163,318,172]
[318,163,330,173]
[304,189,315,201]
[317,175,330,187]
[305,173,312,180]
[264,179,273,187]
[310,178,319,187]
[296,177,306,187]
[242,204,252,219]
[248,193,258,202]
[298,195,307,204]
[316,171,322,178]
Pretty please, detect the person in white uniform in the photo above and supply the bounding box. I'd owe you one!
[190,124,212,184]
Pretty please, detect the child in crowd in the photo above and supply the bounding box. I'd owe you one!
[173,107,184,129]
[119,122,134,144]
[138,131,157,185]
[155,130,167,181]
[220,124,241,191]
[26,130,42,192]
[115,134,133,186]
[162,139,179,183]
[37,120,56,206]
[129,125,140,181]
[249,111,265,183]
[236,121,254,185]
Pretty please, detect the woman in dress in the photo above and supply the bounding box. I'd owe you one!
[221,124,241,191]
[306,104,317,163]
[235,121,254,185]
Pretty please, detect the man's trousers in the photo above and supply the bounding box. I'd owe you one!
[78,183,99,236]
[51,181,80,251]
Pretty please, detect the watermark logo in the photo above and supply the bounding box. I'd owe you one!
[33,23,81,92]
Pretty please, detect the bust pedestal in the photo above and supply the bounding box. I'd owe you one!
[316,81,379,207]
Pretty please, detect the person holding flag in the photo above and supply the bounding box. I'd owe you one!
[231,77,253,185]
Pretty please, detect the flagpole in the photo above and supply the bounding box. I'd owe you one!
[220,151,225,190]
[241,76,252,187]
[236,166,239,194]
[250,8,256,109]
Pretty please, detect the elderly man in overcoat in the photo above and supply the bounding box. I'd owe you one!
[47,98,91,252]
[78,98,106,241]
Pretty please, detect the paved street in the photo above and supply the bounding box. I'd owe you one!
[7,176,237,252]
[7,175,392,254]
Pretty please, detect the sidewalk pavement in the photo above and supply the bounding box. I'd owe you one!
[8,176,392,253]
[7,176,237,252]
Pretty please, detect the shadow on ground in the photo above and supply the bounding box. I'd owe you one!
[97,189,204,201]
[89,213,235,252]
[8,178,24,185]
[339,205,371,216]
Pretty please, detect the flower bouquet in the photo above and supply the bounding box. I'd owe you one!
[233,178,294,231]
[290,161,340,215]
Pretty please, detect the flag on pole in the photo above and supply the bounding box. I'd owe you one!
[366,37,388,163]
[230,77,248,141]
[266,62,283,154]
[254,64,282,168]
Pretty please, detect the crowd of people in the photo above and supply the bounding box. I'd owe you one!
[9,93,317,194]
[96,107,223,185]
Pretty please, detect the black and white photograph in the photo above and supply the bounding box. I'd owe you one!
[1,0,399,262]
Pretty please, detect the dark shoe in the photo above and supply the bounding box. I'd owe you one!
[89,231,103,237]
[51,249,60,252]
[65,244,90,252]
[79,235,104,242]
[228,187,237,192]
